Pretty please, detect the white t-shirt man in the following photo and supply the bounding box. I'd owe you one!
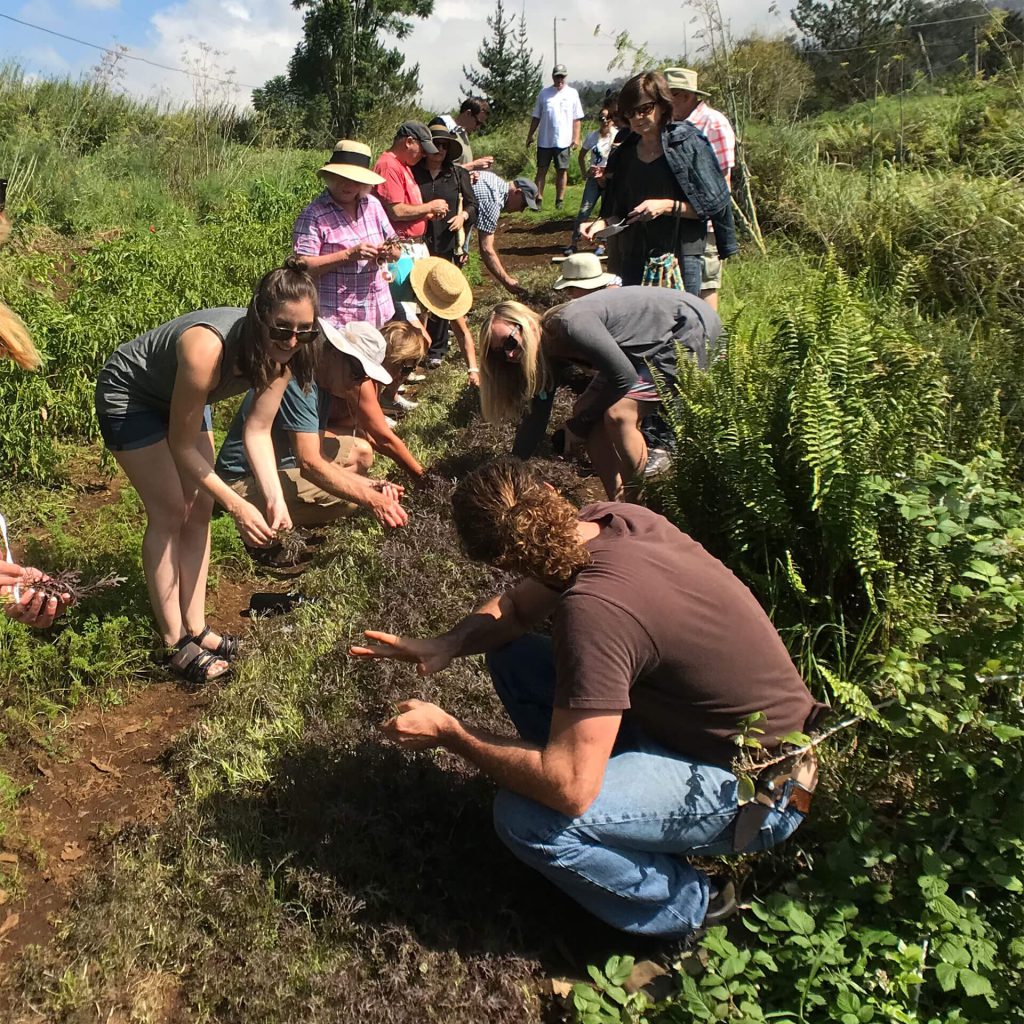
[531,84,585,149]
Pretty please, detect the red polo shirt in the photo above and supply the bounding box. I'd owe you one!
[373,150,427,239]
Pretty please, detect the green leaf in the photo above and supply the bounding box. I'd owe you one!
[991,724,1024,741]
[786,905,816,936]
[959,970,994,998]
[969,558,999,577]
[935,962,959,992]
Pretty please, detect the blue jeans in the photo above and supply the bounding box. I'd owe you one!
[572,176,605,244]
[486,635,806,937]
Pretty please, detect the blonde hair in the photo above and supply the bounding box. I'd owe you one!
[478,301,552,423]
[381,320,426,364]
[0,303,42,371]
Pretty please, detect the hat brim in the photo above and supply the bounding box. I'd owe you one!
[320,319,392,385]
[552,272,618,291]
[319,164,385,186]
[409,257,474,320]
[430,132,464,163]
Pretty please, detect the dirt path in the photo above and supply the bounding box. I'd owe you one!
[495,215,576,273]
[0,473,270,975]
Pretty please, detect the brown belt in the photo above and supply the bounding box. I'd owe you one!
[731,752,818,852]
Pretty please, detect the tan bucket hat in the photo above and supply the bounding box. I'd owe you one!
[663,67,710,97]
[319,140,385,185]
[409,257,473,320]
[553,252,619,291]
[429,126,464,164]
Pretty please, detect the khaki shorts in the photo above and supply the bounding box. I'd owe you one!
[226,435,363,528]
[701,232,723,291]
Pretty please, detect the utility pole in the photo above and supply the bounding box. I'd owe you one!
[553,17,566,67]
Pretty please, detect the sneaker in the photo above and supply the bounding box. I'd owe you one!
[426,357,443,370]
[562,245,576,257]
[595,245,606,257]
[555,198,564,209]
[383,414,398,428]
[704,879,737,925]
[388,394,419,413]
[643,448,672,479]
[406,372,427,383]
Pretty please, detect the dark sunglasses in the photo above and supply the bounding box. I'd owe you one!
[400,362,419,375]
[257,308,320,345]
[489,324,522,359]
[625,101,658,120]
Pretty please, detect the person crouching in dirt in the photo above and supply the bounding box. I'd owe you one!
[215,320,408,542]
[94,257,320,684]
[320,321,426,483]
[351,458,827,940]
[480,286,721,500]
[471,171,541,297]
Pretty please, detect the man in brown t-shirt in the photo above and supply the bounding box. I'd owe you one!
[350,458,826,938]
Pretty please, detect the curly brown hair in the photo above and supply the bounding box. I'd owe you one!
[451,458,591,587]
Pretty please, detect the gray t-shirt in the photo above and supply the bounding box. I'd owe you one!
[95,307,250,418]
[544,287,722,436]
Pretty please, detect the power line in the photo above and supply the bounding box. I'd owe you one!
[801,10,1006,54]
[0,12,261,90]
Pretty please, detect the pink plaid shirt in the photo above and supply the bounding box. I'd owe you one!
[687,102,735,176]
[292,191,395,328]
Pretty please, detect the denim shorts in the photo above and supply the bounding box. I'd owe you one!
[97,405,213,452]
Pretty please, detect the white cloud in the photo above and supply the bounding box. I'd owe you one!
[74,0,122,10]
[80,0,787,112]
[24,45,71,72]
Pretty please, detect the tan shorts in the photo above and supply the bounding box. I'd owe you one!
[226,435,363,528]
[701,232,723,291]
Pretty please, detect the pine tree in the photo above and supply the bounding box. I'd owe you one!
[462,0,542,120]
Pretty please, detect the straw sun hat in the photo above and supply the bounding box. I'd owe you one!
[318,140,385,185]
[410,257,473,320]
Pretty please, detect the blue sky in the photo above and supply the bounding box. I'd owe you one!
[1,0,784,110]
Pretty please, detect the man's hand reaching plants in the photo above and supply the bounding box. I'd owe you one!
[379,699,454,751]
[1,563,69,629]
[349,630,454,676]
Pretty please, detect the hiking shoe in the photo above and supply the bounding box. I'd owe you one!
[643,448,672,479]
[406,371,427,383]
[383,414,398,428]
[555,198,564,209]
[383,393,419,414]
[704,879,737,926]
[562,245,576,257]
[426,357,443,370]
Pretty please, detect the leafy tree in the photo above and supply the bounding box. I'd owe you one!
[255,0,432,143]
[462,0,542,120]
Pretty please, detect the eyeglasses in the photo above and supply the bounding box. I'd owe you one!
[256,308,320,344]
[625,101,658,120]
[599,116,611,122]
[435,139,451,148]
[400,362,418,375]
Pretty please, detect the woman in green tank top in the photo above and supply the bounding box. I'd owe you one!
[94,257,321,684]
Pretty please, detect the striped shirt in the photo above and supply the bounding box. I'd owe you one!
[472,171,509,235]
[292,191,395,328]
[687,102,736,175]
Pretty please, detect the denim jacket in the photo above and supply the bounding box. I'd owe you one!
[660,121,738,259]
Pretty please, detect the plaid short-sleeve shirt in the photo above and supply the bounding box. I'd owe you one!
[687,102,736,175]
[471,171,510,235]
[292,191,395,328]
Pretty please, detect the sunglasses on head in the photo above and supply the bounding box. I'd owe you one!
[257,309,320,344]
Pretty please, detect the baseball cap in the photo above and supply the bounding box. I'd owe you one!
[395,121,439,154]
[552,63,568,77]
[512,176,540,211]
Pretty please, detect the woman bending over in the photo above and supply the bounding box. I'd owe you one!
[94,258,320,682]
